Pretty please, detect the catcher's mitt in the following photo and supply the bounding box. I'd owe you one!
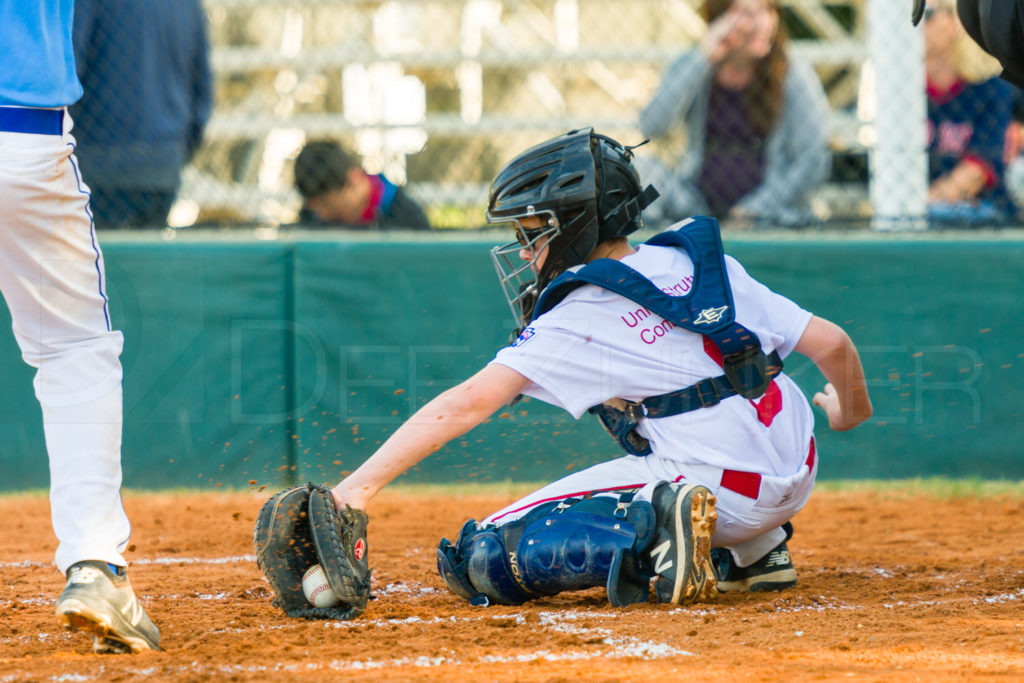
[254,483,371,620]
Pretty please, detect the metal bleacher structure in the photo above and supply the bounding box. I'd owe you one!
[182,0,870,228]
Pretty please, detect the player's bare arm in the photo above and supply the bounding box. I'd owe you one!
[332,363,531,510]
[794,315,872,431]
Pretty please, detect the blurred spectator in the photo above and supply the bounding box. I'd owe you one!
[924,0,1016,224]
[1005,89,1024,213]
[638,0,829,227]
[956,0,1024,90]
[72,0,212,229]
[293,141,431,230]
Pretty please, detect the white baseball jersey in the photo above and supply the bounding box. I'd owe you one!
[486,242,816,560]
[491,243,814,478]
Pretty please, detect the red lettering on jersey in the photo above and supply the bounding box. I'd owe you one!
[621,307,652,327]
[937,121,974,155]
[702,336,782,426]
[660,275,694,296]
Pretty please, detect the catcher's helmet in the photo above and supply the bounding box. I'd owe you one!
[488,129,659,327]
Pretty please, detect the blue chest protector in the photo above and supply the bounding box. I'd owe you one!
[531,216,783,456]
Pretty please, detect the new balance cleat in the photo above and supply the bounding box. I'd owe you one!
[713,542,797,592]
[648,482,717,605]
[55,560,160,653]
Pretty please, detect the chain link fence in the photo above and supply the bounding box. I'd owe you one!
[70,0,1023,231]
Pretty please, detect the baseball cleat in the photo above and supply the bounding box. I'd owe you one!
[55,560,160,653]
[713,541,797,592]
[648,482,717,605]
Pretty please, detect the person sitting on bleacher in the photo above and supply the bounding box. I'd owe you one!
[293,140,431,230]
[1004,89,1024,216]
[924,0,1017,225]
[638,0,829,228]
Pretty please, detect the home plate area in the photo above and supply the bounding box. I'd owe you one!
[3,489,1024,681]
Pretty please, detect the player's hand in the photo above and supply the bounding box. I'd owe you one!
[332,479,367,512]
[700,11,753,64]
[813,382,861,432]
[928,177,961,203]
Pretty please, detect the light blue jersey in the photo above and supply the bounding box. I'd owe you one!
[0,1,82,107]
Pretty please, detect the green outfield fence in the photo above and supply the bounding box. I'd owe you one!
[1,229,1022,492]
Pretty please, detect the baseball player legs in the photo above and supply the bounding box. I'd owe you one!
[0,110,159,654]
[2,1,158,654]
[475,440,814,598]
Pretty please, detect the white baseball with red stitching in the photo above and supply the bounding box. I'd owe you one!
[302,564,339,608]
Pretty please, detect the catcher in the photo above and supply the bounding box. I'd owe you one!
[255,129,872,617]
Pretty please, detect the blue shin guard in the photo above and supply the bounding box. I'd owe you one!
[437,493,657,607]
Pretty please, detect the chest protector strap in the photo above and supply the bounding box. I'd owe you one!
[532,216,783,456]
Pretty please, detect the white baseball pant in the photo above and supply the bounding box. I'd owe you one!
[0,106,130,574]
[483,440,818,567]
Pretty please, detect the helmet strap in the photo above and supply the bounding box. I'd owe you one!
[600,184,660,239]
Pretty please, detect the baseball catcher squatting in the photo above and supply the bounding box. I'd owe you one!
[255,129,873,617]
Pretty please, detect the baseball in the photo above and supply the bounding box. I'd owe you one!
[301,564,339,608]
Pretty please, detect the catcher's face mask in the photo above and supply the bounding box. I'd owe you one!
[489,210,560,327]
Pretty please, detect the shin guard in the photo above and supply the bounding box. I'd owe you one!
[437,493,656,607]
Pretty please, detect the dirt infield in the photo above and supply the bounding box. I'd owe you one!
[3,487,1024,681]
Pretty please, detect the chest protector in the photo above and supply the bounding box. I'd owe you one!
[531,216,783,456]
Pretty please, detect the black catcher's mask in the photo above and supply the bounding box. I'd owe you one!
[487,128,659,331]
